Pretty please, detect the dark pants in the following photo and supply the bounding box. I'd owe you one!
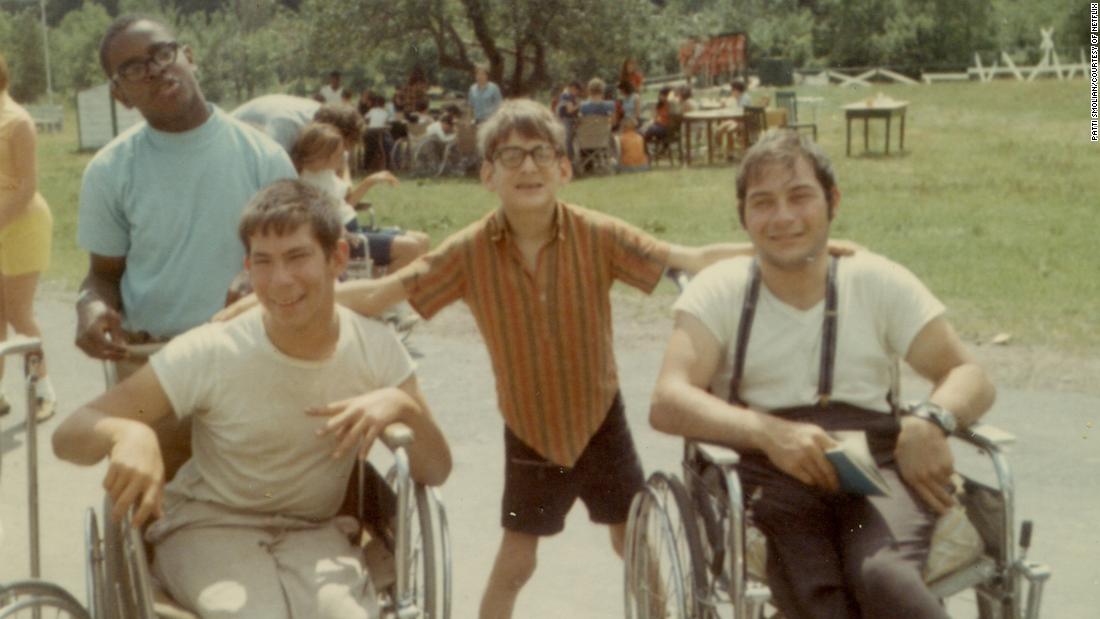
[739,404,948,619]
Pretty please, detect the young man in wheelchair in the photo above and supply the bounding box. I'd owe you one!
[53,180,452,618]
[649,130,996,619]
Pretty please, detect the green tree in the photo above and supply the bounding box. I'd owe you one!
[0,8,47,101]
[52,0,112,93]
[299,0,657,96]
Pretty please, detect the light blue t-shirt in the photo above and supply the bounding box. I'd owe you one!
[468,81,502,122]
[231,94,320,153]
[78,105,296,337]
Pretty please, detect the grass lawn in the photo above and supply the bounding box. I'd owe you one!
[35,77,1098,353]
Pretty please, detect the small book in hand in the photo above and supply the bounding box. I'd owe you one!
[825,431,890,496]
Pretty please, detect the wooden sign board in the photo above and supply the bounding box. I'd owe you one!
[76,83,144,151]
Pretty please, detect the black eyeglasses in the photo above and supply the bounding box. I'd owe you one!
[112,42,180,83]
[493,144,560,169]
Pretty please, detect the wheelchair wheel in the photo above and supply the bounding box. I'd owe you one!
[624,472,706,619]
[0,581,90,618]
[385,469,449,619]
[84,508,108,619]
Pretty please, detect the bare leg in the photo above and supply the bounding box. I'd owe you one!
[609,522,627,558]
[385,232,431,271]
[2,272,52,419]
[2,272,48,377]
[478,530,539,619]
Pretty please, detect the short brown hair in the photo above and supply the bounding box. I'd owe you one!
[312,103,363,146]
[735,130,838,226]
[587,77,605,97]
[238,180,343,257]
[290,122,343,173]
[0,52,8,92]
[476,98,565,162]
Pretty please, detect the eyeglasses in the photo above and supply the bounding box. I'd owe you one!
[112,42,180,83]
[492,144,560,169]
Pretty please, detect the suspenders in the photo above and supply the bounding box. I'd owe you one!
[726,256,840,408]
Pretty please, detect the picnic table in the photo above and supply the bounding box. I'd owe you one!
[843,97,908,156]
[27,105,63,133]
[682,107,788,165]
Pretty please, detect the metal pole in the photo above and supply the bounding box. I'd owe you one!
[26,353,42,579]
[39,0,54,105]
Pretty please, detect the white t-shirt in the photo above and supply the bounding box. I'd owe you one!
[299,168,358,225]
[426,121,455,144]
[318,84,344,105]
[673,253,945,413]
[150,306,415,520]
[365,107,390,129]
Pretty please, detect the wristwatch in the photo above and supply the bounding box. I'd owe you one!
[907,401,958,436]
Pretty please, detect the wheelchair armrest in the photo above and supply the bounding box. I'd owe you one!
[689,439,741,467]
[0,336,42,358]
[123,342,167,359]
[954,422,1016,451]
[381,422,414,451]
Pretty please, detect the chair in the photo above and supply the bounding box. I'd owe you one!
[647,114,683,168]
[573,116,616,175]
[775,91,818,140]
[85,423,450,619]
[84,354,451,619]
[624,413,1051,618]
[741,106,769,148]
[441,122,480,176]
[392,123,428,173]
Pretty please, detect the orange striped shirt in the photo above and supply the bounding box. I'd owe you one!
[402,202,670,466]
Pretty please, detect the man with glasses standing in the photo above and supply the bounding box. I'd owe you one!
[75,16,294,475]
[76,15,294,362]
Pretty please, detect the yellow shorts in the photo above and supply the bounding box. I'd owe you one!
[0,195,53,277]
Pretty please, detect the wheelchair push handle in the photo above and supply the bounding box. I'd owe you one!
[0,336,43,359]
[382,422,414,450]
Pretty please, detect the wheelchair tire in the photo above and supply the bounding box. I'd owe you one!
[624,472,707,619]
[84,508,108,619]
[384,468,449,619]
[0,580,90,618]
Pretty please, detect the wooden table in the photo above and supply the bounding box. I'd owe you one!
[843,99,908,156]
[681,108,788,165]
[682,108,744,165]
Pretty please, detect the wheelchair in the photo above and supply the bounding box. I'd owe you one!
[1,337,91,618]
[623,423,1052,619]
[83,350,450,618]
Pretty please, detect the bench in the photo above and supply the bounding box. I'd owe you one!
[27,104,63,133]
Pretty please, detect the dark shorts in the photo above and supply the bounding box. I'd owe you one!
[344,219,402,265]
[501,393,645,536]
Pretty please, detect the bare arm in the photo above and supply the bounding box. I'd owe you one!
[0,119,39,230]
[309,374,452,486]
[52,365,174,525]
[346,170,399,206]
[75,254,129,359]
[651,311,838,491]
[665,242,753,274]
[666,239,865,275]
[896,316,996,513]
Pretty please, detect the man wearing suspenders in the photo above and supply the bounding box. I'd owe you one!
[649,130,996,619]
